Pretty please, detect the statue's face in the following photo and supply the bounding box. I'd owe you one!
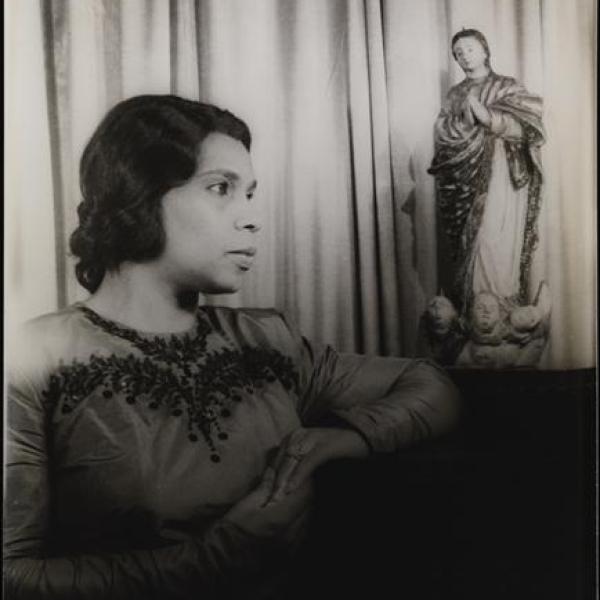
[510,306,540,332]
[426,296,457,336]
[453,36,488,74]
[472,293,500,333]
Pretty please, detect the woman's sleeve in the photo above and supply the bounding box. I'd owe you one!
[279,315,461,453]
[3,370,283,600]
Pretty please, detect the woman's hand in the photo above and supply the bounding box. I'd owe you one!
[267,427,369,504]
[224,467,314,539]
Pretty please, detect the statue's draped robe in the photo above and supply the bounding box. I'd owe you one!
[428,72,545,311]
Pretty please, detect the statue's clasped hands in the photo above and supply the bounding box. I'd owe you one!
[465,89,492,128]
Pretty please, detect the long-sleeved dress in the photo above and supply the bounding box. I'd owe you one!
[428,71,545,311]
[4,303,460,599]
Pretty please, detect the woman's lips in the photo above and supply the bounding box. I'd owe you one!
[227,247,257,257]
[226,248,257,270]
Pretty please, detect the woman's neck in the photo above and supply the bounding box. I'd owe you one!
[84,264,199,334]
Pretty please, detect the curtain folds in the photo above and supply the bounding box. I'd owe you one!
[5,0,596,367]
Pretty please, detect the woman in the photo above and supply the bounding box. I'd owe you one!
[428,29,545,313]
[5,95,460,599]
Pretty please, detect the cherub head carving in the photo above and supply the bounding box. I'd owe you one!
[471,291,502,334]
[509,305,541,333]
[425,295,458,338]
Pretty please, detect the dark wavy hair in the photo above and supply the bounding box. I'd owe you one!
[451,28,491,68]
[69,95,251,293]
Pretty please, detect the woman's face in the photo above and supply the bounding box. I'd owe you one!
[157,132,261,294]
[453,36,488,74]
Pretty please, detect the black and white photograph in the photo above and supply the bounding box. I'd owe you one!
[4,1,596,598]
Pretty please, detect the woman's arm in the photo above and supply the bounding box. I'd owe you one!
[265,314,461,499]
[4,523,273,600]
[299,349,461,452]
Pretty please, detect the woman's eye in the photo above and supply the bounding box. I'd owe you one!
[208,182,230,196]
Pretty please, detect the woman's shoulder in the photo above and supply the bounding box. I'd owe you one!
[22,303,87,333]
[16,303,96,349]
[9,304,98,375]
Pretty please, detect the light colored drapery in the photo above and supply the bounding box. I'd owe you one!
[5,0,596,367]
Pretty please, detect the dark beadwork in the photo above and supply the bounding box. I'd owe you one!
[41,307,299,463]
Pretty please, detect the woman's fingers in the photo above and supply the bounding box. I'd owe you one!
[256,466,276,506]
[268,427,352,503]
[265,427,369,507]
[283,452,318,494]
[267,431,313,504]
[261,465,276,486]
[271,440,292,474]
[269,455,300,504]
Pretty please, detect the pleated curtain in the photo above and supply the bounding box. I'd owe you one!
[5,0,596,368]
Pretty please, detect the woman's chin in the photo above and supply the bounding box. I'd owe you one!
[200,280,242,296]
[176,279,241,300]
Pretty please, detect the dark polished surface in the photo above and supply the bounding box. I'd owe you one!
[296,368,596,600]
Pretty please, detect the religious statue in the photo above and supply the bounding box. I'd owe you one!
[423,28,549,368]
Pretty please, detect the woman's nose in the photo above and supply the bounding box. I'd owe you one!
[234,212,262,233]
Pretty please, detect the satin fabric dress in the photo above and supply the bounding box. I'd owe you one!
[4,303,460,599]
